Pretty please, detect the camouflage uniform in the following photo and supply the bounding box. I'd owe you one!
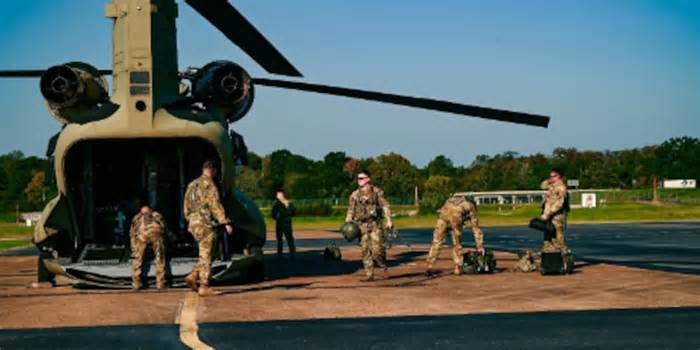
[345,185,392,278]
[184,175,231,287]
[541,180,568,251]
[130,210,166,289]
[426,196,484,269]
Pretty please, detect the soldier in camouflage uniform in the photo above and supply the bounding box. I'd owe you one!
[345,170,393,281]
[540,168,569,251]
[183,160,233,296]
[130,204,166,290]
[426,195,485,275]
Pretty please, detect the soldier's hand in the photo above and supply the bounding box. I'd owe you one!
[386,219,394,230]
[540,214,548,221]
[477,247,485,255]
[225,224,233,235]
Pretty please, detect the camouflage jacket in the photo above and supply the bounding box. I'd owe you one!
[345,185,392,223]
[438,196,479,227]
[184,175,231,227]
[130,211,165,243]
[541,180,568,218]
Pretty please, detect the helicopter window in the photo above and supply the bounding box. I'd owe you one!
[135,100,147,111]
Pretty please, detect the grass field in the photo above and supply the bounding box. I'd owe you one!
[2,194,698,250]
[0,239,32,251]
[266,202,700,231]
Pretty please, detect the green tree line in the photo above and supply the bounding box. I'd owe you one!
[1,136,697,212]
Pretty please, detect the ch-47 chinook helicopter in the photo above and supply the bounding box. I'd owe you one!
[0,0,549,288]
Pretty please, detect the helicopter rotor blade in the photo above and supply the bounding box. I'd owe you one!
[0,70,46,78]
[0,69,112,78]
[252,78,550,128]
[185,0,302,77]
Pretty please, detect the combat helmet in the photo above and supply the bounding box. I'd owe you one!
[340,221,361,242]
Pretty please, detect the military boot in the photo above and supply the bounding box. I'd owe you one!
[185,271,199,291]
[198,285,222,297]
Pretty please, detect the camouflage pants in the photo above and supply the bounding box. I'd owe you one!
[131,235,165,289]
[359,221,385,277]
[190,224,216,286]
[426,218,464,268]
[543,214,567,251]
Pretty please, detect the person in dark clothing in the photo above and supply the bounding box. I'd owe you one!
[271,189,295,260]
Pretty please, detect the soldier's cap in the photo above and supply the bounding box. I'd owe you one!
[202,160,218,170]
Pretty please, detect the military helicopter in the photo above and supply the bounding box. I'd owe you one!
[0,0,549,288]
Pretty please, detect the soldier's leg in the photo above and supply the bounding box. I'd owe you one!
[451,226,464,269]
[426,219,448,269]
[196,227,216,286]
[359,224,373,278]
[284,228,296,259]
[369,223,386,269]
[131,238,147,289]
[152,237,166,289]
[276,228,284,256]
[552,215,566,249]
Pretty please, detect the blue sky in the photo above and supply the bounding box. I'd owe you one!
[0,0,698,166]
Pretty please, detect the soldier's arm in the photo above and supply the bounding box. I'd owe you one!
[206,183,231,225]
[377,189,392,220]
[543,186,566,218]
[345,194,356,222]
[129,215,139,237]
[183,184,193,218]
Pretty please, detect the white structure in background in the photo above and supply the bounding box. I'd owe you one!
[21,212,42,227]
[663,179,696,189]
[455,189,618,206]
[581,193,597,208]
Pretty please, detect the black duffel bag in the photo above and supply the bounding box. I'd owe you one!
[540,249,575,275]
[529,218,557,242]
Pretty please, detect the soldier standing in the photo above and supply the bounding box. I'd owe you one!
[345,169,393,281]
[130,203,166,290]
[540,168,569,251]
[271,189,296,260]
[426,195,485,276]
[184,160,233,296]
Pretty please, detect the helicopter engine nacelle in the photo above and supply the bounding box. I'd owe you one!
[40,62,110,124]
[192,61,254,123]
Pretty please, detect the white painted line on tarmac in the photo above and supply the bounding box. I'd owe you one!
[178,291,214,350]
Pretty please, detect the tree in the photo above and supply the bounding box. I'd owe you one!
[655,136,700,180]
[24,171,45,210]
[426,155,455,177]
[368,153,418,198]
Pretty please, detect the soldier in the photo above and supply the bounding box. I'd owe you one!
[540,168,569,251]
[271,189,296,260]
[426,195,485,276]
[183,160,233,296]
[130,203,166,290]
[345,169,393,281]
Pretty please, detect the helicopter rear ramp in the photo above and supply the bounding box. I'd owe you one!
[43,254,263,288]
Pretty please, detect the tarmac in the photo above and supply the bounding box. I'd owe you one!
[0,222,699,349]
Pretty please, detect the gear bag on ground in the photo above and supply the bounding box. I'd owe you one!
[462,250,496,274]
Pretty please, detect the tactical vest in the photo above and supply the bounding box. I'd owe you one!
[354,187,382,222]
